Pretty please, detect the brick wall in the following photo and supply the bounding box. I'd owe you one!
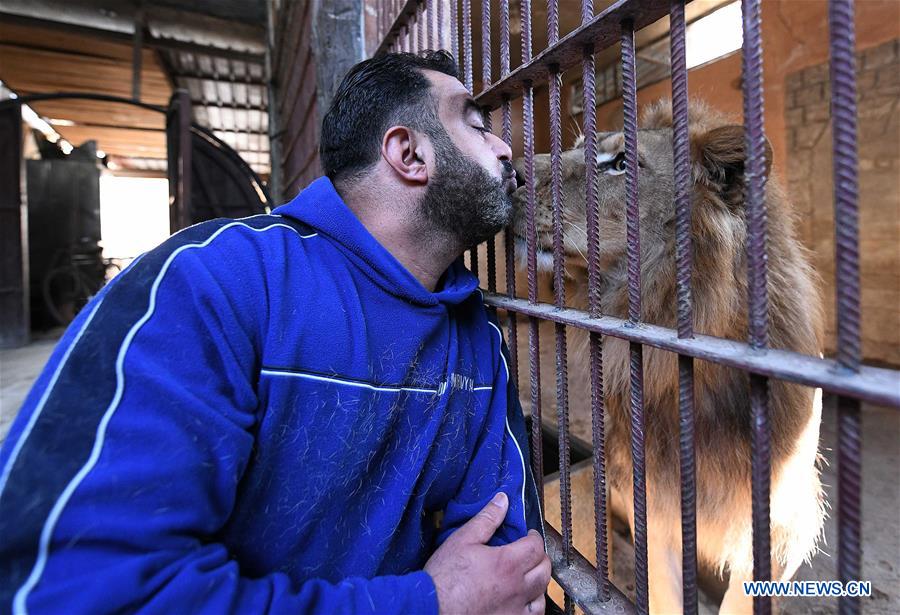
[786,38,900,366]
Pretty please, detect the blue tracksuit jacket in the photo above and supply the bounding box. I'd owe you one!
[0,176,543,614]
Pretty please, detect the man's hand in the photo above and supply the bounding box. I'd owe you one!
[424,492,552,615]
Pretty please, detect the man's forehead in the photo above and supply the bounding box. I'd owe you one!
[422,69,470,109]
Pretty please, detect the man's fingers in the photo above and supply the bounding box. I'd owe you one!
[523,555,552,600]
[497,530,546,570]
[454,492,509,544]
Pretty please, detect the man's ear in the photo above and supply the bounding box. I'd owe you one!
[382,125,429,185]
[691,124,773,208]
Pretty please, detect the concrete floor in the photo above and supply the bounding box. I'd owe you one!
[544,395,900,614]
[1,333,898,613]
[0,329,62,446]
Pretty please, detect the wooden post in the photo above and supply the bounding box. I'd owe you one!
[0,102,30,347]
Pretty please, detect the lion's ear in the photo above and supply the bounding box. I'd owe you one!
[692,124,773,207]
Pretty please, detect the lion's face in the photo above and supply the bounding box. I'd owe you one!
[510,129,676,274]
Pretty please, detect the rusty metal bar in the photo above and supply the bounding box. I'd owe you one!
[517,0,541,514]
[374,0,420,56]
[461,0,473,91]
[498,0,518,387]
[481,0,491,87]
[669,2,698,613]
[479,0,496,292]
[437,0,444,50]
[477,0,688,110]
[741,1,773,611]
[481,293,900,408]
[578,0,611,601]
[545,525,636,615]
[499,0,510,75]
[521,0,532,64]
[417,1,425,51]
[425,0,433,49]
[829,1,862,613]
[450,0,458,61]
[547,9,574,611]
[523,79,543,512]
[621,19,649,614]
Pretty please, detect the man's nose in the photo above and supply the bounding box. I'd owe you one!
[490,132,513,163]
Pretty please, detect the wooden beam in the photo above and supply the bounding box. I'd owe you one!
[0,12,265,64]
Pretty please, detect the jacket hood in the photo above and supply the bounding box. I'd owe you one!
[273,177,479,307]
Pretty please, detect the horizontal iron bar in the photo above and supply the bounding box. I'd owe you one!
[482,293,900,408]
[475,0,692,110]
[374,0,421,57]
[545,525,635,614]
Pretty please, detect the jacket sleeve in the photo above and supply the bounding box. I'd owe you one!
[436,309,544,548]
[0,226,438,615]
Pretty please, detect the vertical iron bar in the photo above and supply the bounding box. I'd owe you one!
[486,235,497,291]
[426,0,433,49]
[417,1,425,52]
[450,0,459,63]
[437,0,445,51]
[521,0,536,517]
[741,1,772,613]
[837,397,862,615]
[829,2,862,614]
[521,0,531,64]
[462,0,473,92]
[478,0,497,292]
[670,2,698,613]
[621,19,649,615]
[411,6,418,51]
[550,60,574,615]
[481,0,491,88]
[500,0,518,387]
[468,0,479,295]
[524,81,543,512]
[479,0,495,291]
[500,0,510,77]
[546,0,565,516]
[547,0,568,610]
[580,0,609,600]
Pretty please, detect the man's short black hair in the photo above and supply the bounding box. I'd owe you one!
[320,50,460,186]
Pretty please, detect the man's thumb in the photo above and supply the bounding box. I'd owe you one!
[457,492,509,544]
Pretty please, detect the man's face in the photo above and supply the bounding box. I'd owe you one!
[416,70,516,249]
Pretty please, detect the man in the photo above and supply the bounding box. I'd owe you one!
[0,51,550,614]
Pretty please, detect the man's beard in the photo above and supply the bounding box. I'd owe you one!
[419,131,513,250]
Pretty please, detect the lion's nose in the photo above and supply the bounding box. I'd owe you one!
[512,159,526,188]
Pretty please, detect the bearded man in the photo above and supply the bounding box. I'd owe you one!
[0,51,550,614]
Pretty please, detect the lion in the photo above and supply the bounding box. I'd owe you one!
[509,100,825,614]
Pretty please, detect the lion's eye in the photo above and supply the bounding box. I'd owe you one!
[600,152,626,176]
